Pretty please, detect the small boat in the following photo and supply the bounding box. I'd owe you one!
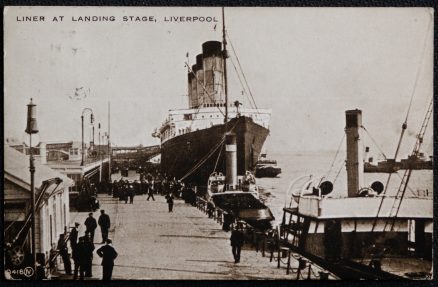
[255,153,282,178]
[206,134,274,230]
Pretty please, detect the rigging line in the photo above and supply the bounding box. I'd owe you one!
[180,136,226,181]
[379,14,432,200]
[325,133,345,179]
[393,171,417,197]
[361,126,388,160]
[371,96,433,234]
[4,221,17,233]
[332,159,345,185]
[403,13,432,124]
[185,62,225,117]
[180,121,239,181]
[226,31,260,113]
[228,54,255,110]
[213,141,224,172]
[188,96,206,130]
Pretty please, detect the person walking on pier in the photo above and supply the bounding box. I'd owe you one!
[166,193,174,212]
[124,180,129,204]
[97,239,118,280]
[129,184,135,204]
[98,210,111,244]
[230,224,245,263]
[84,213,97,243]
[147,183,155,201]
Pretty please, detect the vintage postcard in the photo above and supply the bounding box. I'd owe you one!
[3,6,433,280]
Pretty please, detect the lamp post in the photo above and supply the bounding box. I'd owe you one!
[25,98,39,279]
[81,108,94,166]
[98,123,102,182]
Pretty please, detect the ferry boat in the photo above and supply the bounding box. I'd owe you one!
[280,109,433,279]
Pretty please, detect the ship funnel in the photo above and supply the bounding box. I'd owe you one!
[190,64,199,108]
[345,109,364,197]
[225,133,237,189]
[188,72,194,107]
[195,54,204,108]
[202,41,224,106]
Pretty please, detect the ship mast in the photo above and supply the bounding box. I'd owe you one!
[222,7,229,124]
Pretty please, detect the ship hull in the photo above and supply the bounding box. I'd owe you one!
[160,116,269,186]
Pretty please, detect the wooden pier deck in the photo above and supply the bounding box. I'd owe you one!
[63,193,332,280]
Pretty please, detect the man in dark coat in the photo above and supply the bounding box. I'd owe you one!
[166,194,174,212]
[84,213,97,243]
[97,239,118,280]
[57,234,72,275]
[230,224,245,263]
[98,210,111,244]
[70,222,80,250]
[84,233,95,277]
[73,237,87,280]
[129,182,135,204]
[147,182,155,201]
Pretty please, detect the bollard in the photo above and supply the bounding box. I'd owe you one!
[307,264,311,279]
[270,246,274,262]
[298,257,307,270]
[286,249,291,275]
[261,234,266,257]
[255,232,261,252]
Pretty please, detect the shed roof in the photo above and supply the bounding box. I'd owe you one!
[4,146,74,191]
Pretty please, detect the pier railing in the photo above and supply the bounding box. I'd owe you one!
[194,196,332,279]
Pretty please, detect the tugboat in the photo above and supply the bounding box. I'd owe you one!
[280,109,433,279]
[255,153,282,178]
[206,133,274,230]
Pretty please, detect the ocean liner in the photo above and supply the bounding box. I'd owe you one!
[153,12,270,186]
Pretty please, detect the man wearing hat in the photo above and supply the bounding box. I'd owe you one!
[230,223,245,263]
[84,213,97,243]
[98,210,111,244]
[97,239,118,280]
[70,222,80,250]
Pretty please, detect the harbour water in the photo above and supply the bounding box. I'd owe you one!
[111,150,433,229]
[257,150,433,226]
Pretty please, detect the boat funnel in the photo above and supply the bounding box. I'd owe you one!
[187,72,194,107]
[345,109,364,197]
[225,133,237,189]
[190,64,200,108]
[202,41,224,105]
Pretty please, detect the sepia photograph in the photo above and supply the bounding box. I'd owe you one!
[3,6,434,280]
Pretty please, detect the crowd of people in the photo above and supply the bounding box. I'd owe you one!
[53,169,242,280]
[103,172,197,208]
[56,209,117,280]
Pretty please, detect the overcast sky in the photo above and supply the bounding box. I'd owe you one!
[4,7,433,159]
